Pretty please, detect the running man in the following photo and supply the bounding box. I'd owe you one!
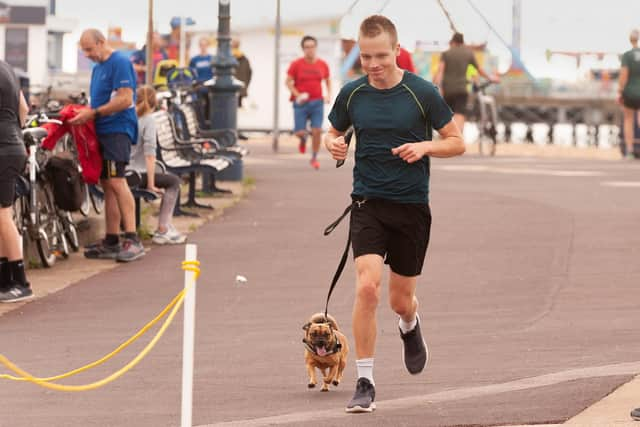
[325,15,465,413]
[286,35,331,169]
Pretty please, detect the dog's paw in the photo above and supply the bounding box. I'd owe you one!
[332,380,340,386]
[308,382,316,389]
[320,386,329,392]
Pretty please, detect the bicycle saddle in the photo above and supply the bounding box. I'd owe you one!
[22,127,49,141]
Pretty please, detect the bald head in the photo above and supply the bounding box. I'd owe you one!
[79,28,110,63]
[80,29,105,44]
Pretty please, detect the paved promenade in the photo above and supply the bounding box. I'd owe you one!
[1,138,640,426]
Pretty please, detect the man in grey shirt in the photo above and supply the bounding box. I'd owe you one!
[434,32,498,135]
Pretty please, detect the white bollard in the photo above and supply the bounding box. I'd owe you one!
[181,244,197,427]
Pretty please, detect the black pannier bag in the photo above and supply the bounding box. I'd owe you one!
[45,153,84,212]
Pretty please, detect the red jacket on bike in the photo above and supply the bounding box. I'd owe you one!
[41,104,103,184]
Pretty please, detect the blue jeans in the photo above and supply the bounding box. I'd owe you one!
[293,99,324,132]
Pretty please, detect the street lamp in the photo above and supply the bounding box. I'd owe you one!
[206,0,243,181]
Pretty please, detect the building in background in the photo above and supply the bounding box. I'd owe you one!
[0,0,76,87]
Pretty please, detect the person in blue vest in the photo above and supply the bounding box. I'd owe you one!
[70,29,145,263]
[189,37,214,123]
[189,37,214,83]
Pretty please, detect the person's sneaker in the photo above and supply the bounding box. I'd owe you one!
[152,225,187,245]
[0,284,33,303]
[399,315,429,375]
[298,136,307,154]
[115,238,146,263]
[632,407,640,420]
[84,241,120,259]
[345,377,376,413]
[310,159,320,170]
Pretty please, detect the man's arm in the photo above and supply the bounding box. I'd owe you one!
[18,91,28,126]
[433,59,445,90]
[286,75,300,98]
[68,87,133,125]
[324,125,348,160]
[324,77,332,103]
[619,66,629,103]
[391,119,464,162]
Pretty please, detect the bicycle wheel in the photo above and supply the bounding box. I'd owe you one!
[78,183,91,217]
[60,210,80,252]
[89,184,104,214]
[35,185,66,267]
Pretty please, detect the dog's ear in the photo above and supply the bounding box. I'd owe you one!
[302,322,311,331]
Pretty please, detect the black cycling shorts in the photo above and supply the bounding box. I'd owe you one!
[0,154,27,208]
[444,92,469,115]
[622,94,640,110]
[350,197,432,277]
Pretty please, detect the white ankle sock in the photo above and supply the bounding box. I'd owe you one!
[399,314,418,334]
[356,358,375,385]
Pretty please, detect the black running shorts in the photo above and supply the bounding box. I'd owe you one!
[444,92,468,115]
[0,154,26,208]
[350,198,432,277]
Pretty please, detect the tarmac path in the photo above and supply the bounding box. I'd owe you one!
[1,140,640,427]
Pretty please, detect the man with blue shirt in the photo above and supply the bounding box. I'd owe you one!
[325,15,465,413]
[70,28,145,262]
[189,38,214,83]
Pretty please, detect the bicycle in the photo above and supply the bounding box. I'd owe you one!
[13,125,72,267]
[471,80,498,156]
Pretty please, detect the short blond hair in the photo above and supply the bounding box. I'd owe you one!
[359,15,398,46]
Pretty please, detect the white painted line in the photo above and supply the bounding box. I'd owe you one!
[197,361,640,427]
[601,181,640,188]
[436,165,603,177]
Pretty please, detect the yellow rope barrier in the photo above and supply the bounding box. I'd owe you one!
[0,260,200,391]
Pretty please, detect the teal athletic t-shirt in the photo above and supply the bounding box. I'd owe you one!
[622,47,640,99]
[328,71,453,204]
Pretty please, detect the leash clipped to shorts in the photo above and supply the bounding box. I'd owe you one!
[322,202,355,320]
[335,128,354,168]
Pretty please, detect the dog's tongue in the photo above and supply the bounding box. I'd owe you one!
[316,346,328,356]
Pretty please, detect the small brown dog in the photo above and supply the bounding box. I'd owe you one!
[302,313,349,391]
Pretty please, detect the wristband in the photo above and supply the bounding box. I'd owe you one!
[93,108,101,119]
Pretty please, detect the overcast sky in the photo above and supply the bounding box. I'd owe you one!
[57,0,640,80]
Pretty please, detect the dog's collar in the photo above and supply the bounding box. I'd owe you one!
[303,332,342,356]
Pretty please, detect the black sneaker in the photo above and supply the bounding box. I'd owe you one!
[84,241,120,259]
[0,284,33,303]
[345,377,376,413]
[399,315,428,375]
[631,407,640,420]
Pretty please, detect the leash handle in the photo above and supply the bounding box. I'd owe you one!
[336,128,354,168]
[323,203,354,320]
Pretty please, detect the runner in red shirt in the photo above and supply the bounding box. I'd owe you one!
[286,35,331,169]
[396,46,416,73]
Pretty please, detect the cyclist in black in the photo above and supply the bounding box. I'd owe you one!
[0,59,32,303]
[619,29,640,159]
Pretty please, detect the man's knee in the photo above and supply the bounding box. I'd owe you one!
[389,294,415,317]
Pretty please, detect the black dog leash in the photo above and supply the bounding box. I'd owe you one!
[322,202,355,320]
[336,128,354,168]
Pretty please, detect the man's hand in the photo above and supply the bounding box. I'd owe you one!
[391,142,430,164]
[68,108,95,126]
[323,95,331,104]
[326,134,348,161]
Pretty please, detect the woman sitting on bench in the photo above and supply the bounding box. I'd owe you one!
[131,84,186,245]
